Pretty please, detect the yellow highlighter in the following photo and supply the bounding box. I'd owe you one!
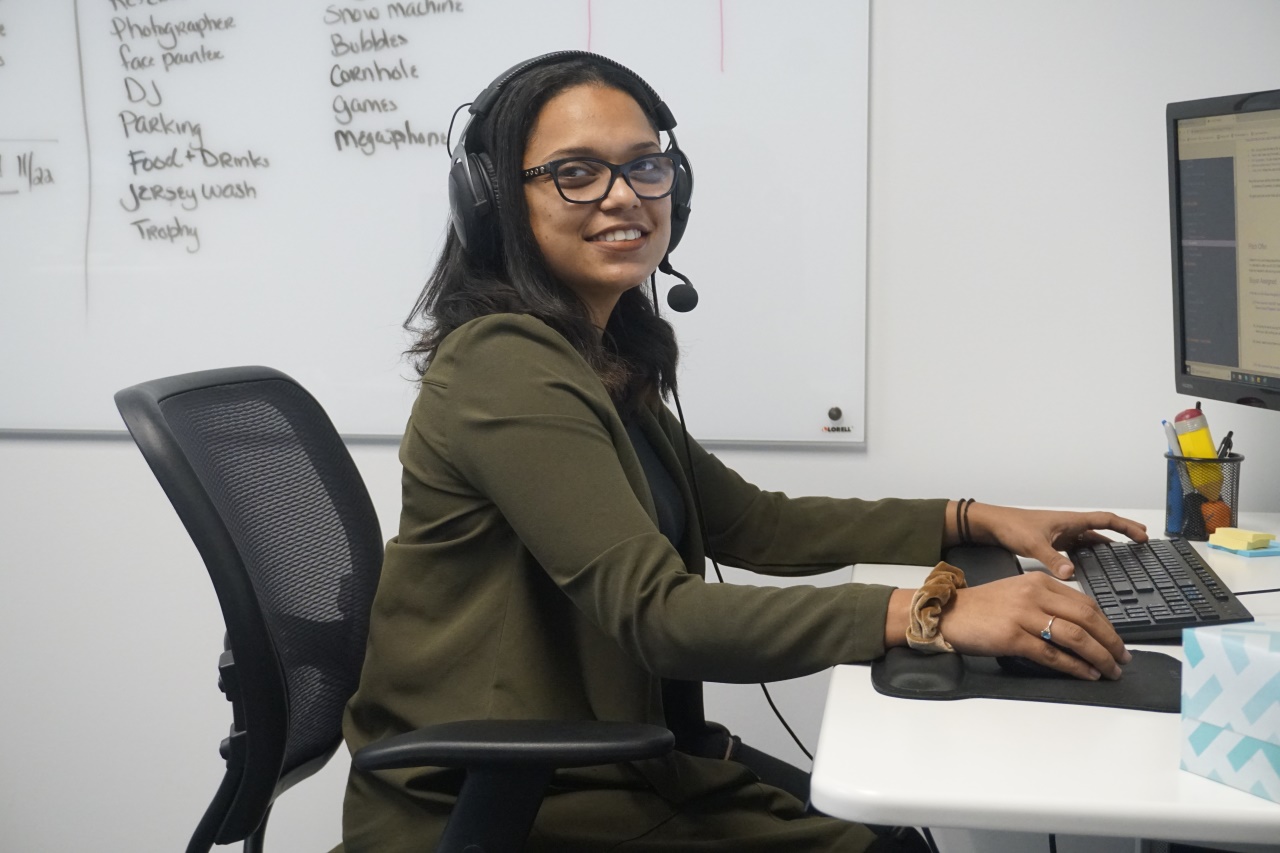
[1173,404,1222,500]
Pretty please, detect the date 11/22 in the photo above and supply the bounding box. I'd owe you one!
[0,152,55,191]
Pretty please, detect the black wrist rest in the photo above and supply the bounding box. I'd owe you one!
[942,544,1024,587]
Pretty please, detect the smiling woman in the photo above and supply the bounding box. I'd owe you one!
[337,51,1146,853]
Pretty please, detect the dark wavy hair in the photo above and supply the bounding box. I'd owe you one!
[404,56,681,408]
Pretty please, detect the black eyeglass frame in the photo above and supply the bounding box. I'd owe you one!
[521,151,684,204]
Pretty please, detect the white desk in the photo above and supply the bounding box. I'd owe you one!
[810,510,1280,847]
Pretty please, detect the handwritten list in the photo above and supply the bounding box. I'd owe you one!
[0,1,472,263]
[0,0,871,440]
[325,2,458,155]
[106,7,257,253]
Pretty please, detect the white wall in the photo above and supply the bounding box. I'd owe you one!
[3,2,1279,850]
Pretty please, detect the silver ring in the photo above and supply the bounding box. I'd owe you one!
[1041,616,1056,641]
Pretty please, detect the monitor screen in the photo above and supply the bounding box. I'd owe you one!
[1168,89,1280,411]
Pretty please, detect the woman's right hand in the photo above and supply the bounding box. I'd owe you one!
[940,573,1130,680]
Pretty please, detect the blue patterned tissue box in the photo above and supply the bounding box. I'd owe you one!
[1180,622,1280,803]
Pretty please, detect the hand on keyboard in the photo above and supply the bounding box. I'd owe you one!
[961,504,1149,579]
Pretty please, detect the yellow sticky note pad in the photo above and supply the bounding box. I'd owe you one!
[1207,528,1276,550]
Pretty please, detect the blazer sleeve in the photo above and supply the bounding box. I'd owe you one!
[653,405,948,574]
[430,314,907,682]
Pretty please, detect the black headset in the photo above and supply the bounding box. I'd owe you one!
[447,51,694,263]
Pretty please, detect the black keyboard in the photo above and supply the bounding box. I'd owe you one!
[1069,537,1253,641]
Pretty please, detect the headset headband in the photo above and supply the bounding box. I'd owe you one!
[467,51,676,134]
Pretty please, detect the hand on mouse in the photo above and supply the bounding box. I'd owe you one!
[924,572,1131,680]
[955,504,1148,579]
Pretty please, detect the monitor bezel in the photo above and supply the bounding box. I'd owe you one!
[1168,88,1280,412]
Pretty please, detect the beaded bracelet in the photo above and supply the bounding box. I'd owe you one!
[905,561,968,654]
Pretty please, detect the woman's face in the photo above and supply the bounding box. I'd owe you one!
[522,84,672,327]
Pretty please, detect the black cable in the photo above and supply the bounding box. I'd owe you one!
[760,683,813,761]
[922,826,940,853]
[1049,833,1057,853]
[652,274,814,764]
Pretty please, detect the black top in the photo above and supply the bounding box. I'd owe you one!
[624,416,686,550]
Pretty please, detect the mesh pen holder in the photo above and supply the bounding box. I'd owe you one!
[1164,452,1243,540]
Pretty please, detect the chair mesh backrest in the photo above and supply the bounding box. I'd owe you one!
[160,378,382,774]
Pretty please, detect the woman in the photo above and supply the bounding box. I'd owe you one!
[340,52,1145,852]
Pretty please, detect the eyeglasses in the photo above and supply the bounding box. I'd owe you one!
[521,152,681,204]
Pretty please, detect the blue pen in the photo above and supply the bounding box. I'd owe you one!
[1163,420,1185,536]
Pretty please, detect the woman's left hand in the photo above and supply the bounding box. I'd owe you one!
[964,504,1148,579]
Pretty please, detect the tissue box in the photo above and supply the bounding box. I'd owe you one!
[1180,621,1280,803]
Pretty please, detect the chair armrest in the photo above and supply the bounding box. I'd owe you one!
[353,719,674,771]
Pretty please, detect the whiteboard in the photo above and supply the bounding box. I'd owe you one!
[0,0,868,443]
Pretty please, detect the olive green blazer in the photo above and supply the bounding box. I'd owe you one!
[340,313,946,849]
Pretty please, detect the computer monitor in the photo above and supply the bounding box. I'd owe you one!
[1168,88,1280,411]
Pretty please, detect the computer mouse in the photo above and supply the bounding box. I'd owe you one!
[996,643,1088,679]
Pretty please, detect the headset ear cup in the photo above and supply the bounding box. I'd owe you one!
[447,150,501,256]
[668,157,693,254]
[447,155,479,252]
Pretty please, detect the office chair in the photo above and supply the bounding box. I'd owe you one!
[115,366,673,853]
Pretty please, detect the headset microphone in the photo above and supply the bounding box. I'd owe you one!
[659,257,699,312]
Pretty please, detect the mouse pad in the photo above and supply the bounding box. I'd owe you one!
[870,647,1181,712]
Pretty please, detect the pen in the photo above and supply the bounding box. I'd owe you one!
[1162,419,1180,456]
[1163,419,1187,536]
